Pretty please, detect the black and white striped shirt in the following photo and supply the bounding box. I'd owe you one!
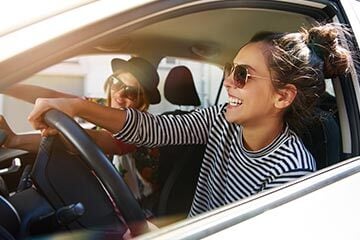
[114,105,316,217]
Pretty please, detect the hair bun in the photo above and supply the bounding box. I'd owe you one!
[307,24,351,78]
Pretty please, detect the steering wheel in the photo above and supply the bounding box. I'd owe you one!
[38,109,148,236]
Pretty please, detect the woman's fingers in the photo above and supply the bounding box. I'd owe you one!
[29,98,61,129]
[41,128,59,137]
[28,97,80,134]
[28,98,54,131]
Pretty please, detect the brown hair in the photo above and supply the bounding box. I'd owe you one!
[249,23,352,133]
[103,71,150,112]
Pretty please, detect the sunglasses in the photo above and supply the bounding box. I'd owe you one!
[224,63,275,88]
[109,75,141,101]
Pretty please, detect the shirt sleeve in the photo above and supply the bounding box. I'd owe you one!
[261,169,314,191]
[113,106,222,147]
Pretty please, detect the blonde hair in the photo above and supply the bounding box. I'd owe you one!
[103,71,150,112]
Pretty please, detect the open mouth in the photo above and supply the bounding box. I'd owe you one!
[228,96,242,107]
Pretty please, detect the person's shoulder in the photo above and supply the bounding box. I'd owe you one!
[282,128,316,167]
[277,127,311,156]
[194,103,227,115]
[284,128,307,149]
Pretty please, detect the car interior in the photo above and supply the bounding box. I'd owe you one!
[0,1,359,239]
[157,65,205,221]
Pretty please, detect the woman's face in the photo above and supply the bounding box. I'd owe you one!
[110,72,143,109]
[223,42,281,127]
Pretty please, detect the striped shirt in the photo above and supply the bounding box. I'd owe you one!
[114,105,316,217]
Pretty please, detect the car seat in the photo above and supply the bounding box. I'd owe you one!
[164,66,201,108]
[299,93,341,170]
[0,195,19,239]
[157,66,205,218]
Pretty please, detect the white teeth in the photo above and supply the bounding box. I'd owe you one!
[228,97,242,106]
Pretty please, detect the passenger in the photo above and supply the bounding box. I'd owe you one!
[1,57,161,201]
[27,23,352,217]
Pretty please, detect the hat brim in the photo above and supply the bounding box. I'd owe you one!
[111,58,160,104]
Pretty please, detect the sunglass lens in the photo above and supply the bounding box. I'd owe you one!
[122,86,138,101]
[110,76,124,91]
[233,65,247,88]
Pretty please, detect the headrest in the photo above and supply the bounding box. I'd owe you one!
[164,66,201,106]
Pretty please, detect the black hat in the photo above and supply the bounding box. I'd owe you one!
[111,57,160,104]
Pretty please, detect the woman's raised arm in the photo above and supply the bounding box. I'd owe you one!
[2,83,77,103]
[28,97,127,135]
